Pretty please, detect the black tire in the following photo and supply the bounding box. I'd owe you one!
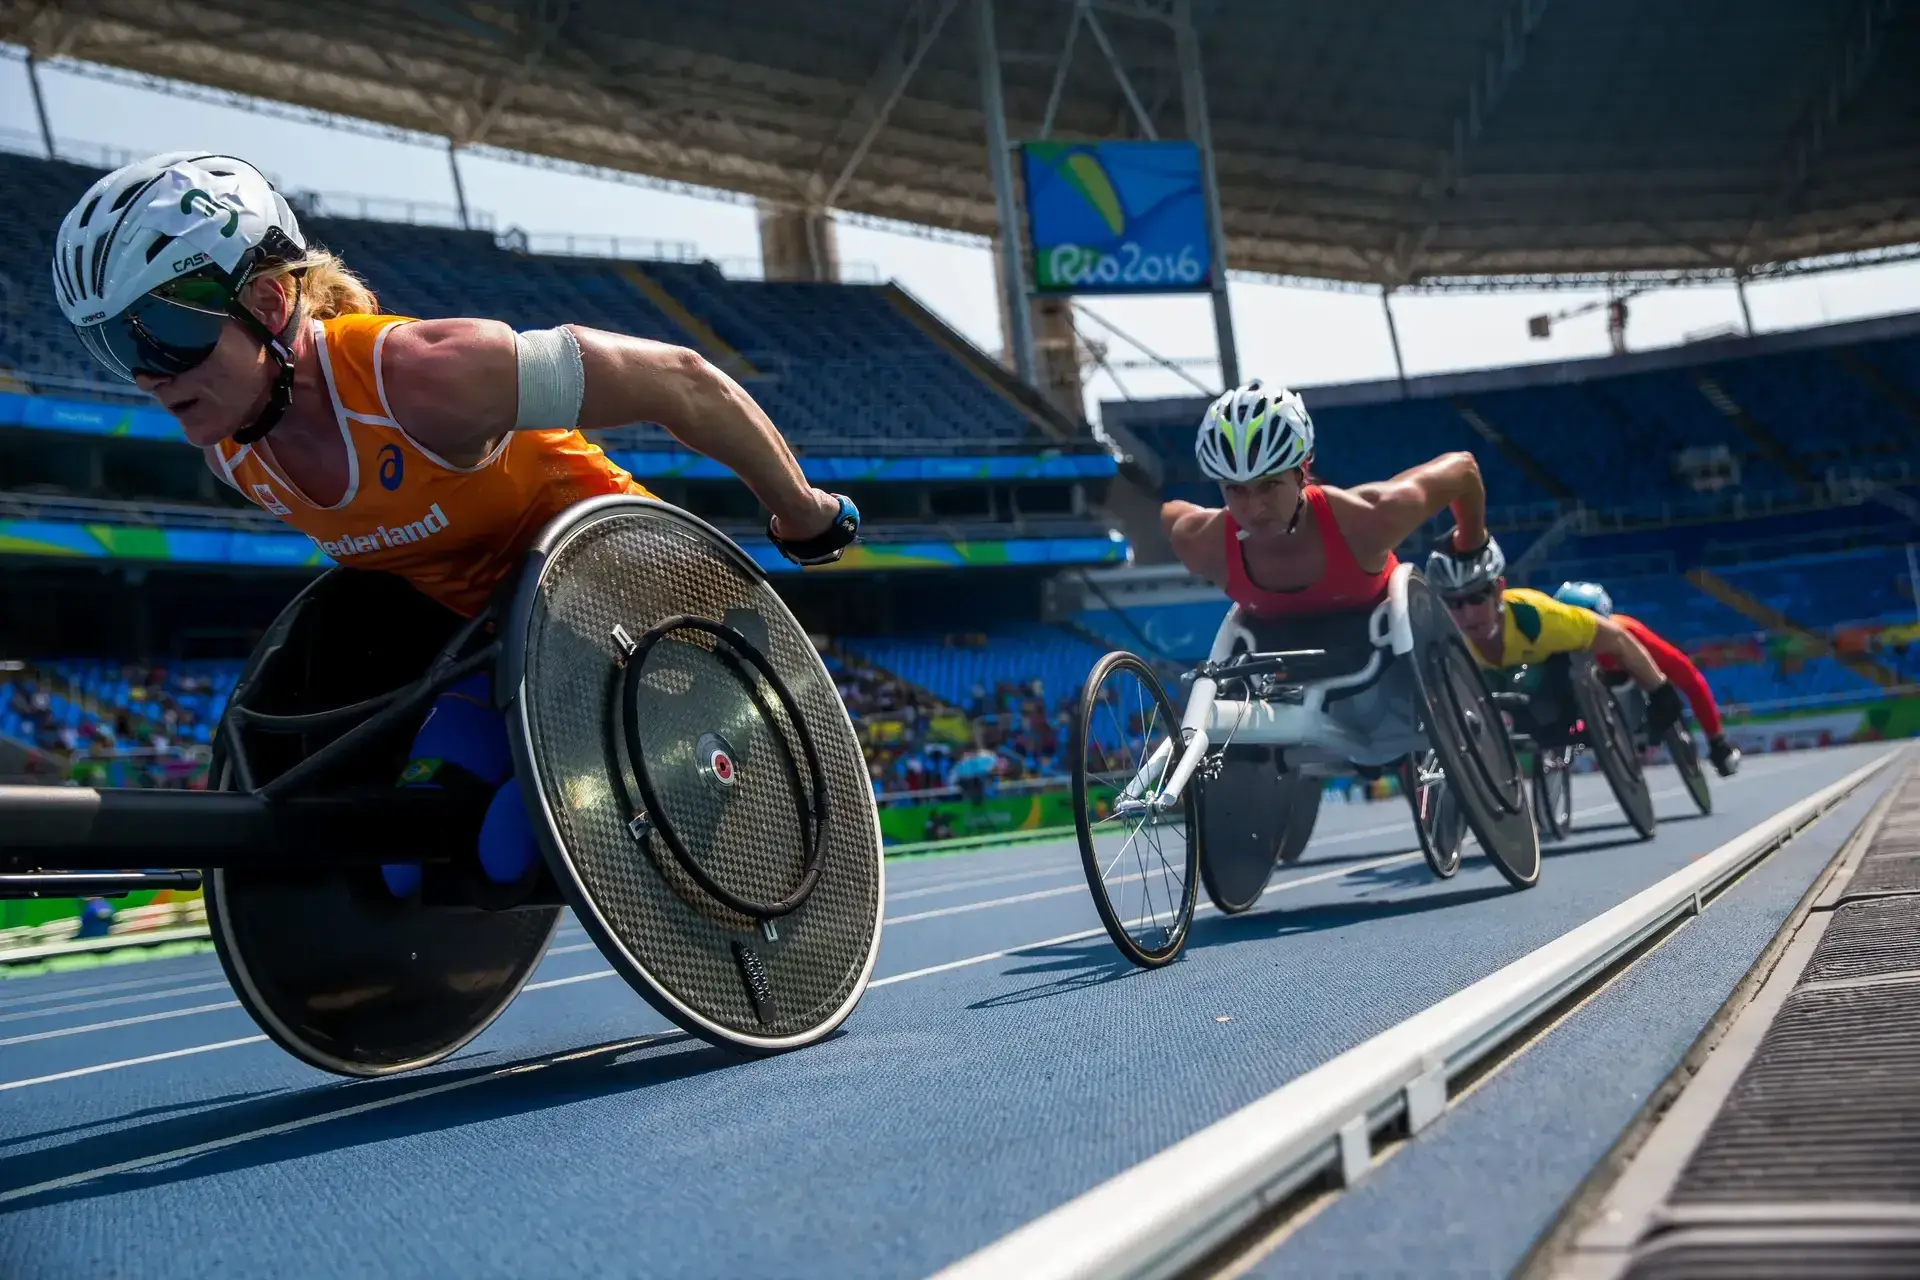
[1406,576,1541,888]
[1532,746,1574,841]
[1198,751,1292,914]
[1278,772,1323,865]
[1402,751,1462,879]
[1072,651,1200,968]
[1665,720,1712,816]
[1570,655,1656,840]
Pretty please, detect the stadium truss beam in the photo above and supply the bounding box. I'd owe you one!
[1389,0,1554,283]
[813,0,961,210]
[1738,0,1902,268]
[5,0,1918,293]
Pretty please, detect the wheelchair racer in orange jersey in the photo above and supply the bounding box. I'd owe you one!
[1554,582,1741,777]
[53,152,861,896]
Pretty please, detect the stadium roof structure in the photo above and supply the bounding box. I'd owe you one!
[7,0,1920,290]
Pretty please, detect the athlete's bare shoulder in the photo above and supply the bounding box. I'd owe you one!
[1161,500,1229,587]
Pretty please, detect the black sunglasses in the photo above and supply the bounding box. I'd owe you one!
[1443,586,1497,608]
[73,274,239,382]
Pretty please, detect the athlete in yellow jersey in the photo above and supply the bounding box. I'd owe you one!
[52,152,860,897]
[1425,533,1685,741]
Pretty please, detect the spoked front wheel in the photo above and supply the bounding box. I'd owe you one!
[1532,745,1574,841]
[1072,652,1200,969]
[1402,751,1464,879]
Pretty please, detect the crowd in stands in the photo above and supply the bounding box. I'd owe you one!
[825,648,1079,799]
[0,663,216,787]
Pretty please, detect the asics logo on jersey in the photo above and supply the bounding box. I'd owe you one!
[377,443,404,491]
[318,503,451,560]
[179,188,241,237]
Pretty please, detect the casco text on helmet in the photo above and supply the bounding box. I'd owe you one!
[1195,379,1314,484]
[52,151,305,334]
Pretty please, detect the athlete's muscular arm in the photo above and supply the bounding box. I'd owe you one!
[1161,501,1230,590]
[1589,616,1665,691]
[1620,617,1723,736]
[1336,452,1487,562]
[380,318,839,538]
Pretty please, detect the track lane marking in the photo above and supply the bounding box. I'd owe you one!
[0,969,225,1008]
[0,1037,273,1093]
[0,981,237,1025]
[0,1032,684,1205]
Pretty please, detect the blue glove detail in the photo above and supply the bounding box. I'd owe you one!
[769,493,860,567]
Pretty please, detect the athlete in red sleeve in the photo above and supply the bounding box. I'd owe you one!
[1554,582,1741,776]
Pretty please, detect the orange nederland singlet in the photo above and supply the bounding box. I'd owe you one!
[213,312,652,617]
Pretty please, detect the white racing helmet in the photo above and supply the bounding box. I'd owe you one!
[1426,535,1507,596]
[52,151,307,440]
[1195,379,1314,483]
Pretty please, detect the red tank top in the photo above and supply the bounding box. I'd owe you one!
[1223,486,1397,617]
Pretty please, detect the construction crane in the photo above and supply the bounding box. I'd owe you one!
[1528,286,1652,355]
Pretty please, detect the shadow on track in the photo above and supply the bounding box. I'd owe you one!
[0,1031,748,1211]
[966,880,1516,1011]
[0,1091,283,1152]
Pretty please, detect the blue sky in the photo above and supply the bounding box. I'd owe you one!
[5,49,1917,421]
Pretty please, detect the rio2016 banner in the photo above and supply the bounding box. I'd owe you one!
[1021,141,1211,295]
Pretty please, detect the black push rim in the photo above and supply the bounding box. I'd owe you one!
[620,614,827,920]
[1667,722,1712,813]
[1073,652,1195,966]
[1429,636,1525,816]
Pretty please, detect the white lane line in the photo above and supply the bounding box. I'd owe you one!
[874,850,1425,988]
[0,1002,243,1048]
[0,1037,272,1094]
[0,982,236,1025]
[0,969,225,1009]
[887,884,1091,925]
[523,970,618,993]
[886,865,1083,903]
[0,1032,683,1206]
[2,941,608,1045]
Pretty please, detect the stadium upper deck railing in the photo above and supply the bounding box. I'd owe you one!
[0,489,1116,546]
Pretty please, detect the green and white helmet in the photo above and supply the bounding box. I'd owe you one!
[1195,379,1314,483]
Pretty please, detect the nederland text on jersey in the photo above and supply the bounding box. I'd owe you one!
[315,501,453,560]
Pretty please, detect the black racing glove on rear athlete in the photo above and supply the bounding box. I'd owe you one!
[768,493,861,567]
[1707,733,1741,777]
[1645,681,1684,741]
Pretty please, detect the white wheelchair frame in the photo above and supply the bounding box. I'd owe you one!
[1116,563,1434,819]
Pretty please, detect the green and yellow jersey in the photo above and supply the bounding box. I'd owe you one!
[1473,587,1598,669]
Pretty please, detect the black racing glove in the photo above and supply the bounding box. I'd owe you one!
[1430,527,1489,563]
[768,493,861,567]
[1645,681,1684,742]
[1707,733,1741,777]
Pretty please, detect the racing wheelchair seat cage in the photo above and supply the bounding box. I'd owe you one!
[1078,561,1539,969]
[1135,562,1422,812]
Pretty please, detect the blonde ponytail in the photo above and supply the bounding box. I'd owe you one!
[261,247,379,321]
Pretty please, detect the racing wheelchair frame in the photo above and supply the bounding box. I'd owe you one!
[1071,564,1540,969]
[0,497,886,1075]
[1496,652,1665,844]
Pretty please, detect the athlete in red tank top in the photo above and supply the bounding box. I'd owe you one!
[1164,379,1492,621]
[1222,486,1397,616]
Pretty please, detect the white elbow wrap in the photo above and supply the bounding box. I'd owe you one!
[514,326,586,430]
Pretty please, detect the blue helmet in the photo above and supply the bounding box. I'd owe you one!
[1553,581,1613,617]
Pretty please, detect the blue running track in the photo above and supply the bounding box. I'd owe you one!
[0,742,1897,1279]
